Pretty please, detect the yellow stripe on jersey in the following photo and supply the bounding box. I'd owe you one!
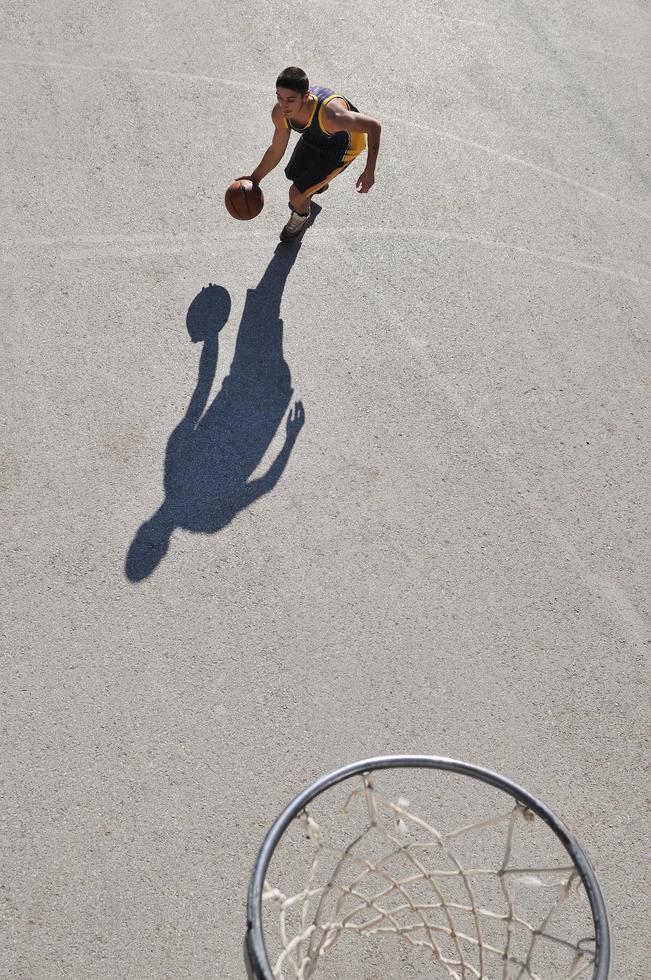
[317,93,346,135]
[301,93,318,130]
[343,131,366,164]
[316,94,366,163]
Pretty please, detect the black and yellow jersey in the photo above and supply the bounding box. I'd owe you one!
[286,84,366,164]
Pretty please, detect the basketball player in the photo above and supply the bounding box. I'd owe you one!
[244,67,381,242]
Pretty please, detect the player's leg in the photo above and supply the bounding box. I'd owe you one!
[280,141,314,242]
[281,149,349,242]
[283,139,313,215]
[279,199,311,243]
[288,183,312,217]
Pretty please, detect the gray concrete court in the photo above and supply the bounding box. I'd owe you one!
[1,0,649,976]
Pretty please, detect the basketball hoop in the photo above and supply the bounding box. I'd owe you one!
[246,756,610,979]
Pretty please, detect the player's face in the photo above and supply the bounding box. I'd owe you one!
[276,86,307,118]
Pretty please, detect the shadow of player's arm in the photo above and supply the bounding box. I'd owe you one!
[241,402,305,507]
[183,334,219,426]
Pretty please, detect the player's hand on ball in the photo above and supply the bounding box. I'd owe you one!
[356,169,375,193]
[286,401,305,440]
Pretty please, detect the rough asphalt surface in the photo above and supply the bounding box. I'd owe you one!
[1,1,649,977]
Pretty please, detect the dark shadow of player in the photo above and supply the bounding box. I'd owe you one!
[125,209,319,581]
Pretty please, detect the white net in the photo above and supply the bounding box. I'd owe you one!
[260,773,598,980]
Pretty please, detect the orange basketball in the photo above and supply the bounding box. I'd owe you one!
[225,179,264,220]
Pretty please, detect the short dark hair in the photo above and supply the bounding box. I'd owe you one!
[276,67,309,94]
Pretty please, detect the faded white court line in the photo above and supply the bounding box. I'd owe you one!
[323,227,651,286]
[3,227,648,286]
[383,114,651,223]
[0,57,266,92]
[334,232,651,648]
[2,55,648,222]
[433,16,495,28]
[549,40,649,68]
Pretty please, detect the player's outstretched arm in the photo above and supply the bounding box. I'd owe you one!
[323,103,381,193]
[243,402,305,505]
[183,333,219,425]
[248,106,291,185]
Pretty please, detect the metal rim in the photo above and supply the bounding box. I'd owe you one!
[245,755,610,980]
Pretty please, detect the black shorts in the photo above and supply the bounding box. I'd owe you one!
[284,138,350,194]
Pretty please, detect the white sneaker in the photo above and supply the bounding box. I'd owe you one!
[280,209,310,242]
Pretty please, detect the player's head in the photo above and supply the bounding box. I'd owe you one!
[276,67,309,94]
[276,67,309,116]
[125,507,174,581]
[186,283,231,343]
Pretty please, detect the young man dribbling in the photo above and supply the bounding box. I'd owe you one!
[245,67,382,242]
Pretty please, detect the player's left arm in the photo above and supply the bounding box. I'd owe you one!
[322,103,381,193]
[243,402,305,504]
